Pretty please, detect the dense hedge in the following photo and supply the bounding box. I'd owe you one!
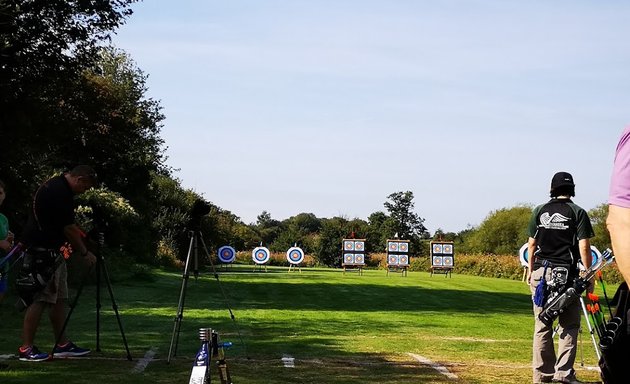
[209,250,626,286]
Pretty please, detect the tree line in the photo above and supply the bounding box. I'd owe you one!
[0,1,612,269]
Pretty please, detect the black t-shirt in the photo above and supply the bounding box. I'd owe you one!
[527,197,595,269]
[22,175,75,248]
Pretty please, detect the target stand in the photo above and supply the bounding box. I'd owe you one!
[341,239,366,275]
[430,241,454,277]
[286,246,304,273]
[386,239,410,277]
[252,246,271,272]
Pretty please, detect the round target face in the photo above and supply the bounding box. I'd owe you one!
[519,243,529,268]
[432,256,443,266]
[344,241,354,251]
[252,247,270,264]
[388,242,399,252]
[388,255,399,265]
[218,246,236,263]
[579,246,602,271]
[591,246,602,269]
[355,254,364,264]
[443,244,453,254]
[399,242,408,252]
[286,247,304,264]
[399,255,409,265]
[443,256,453,266]
[354,241,364,251]
[344,253,354,263]
[432,244,443,254]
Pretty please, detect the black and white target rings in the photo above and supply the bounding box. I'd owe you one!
[252,246,270,265]
[286,246,305,265]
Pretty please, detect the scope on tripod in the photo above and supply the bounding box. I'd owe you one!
[189,199,211,231]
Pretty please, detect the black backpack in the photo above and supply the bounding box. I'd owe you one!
[599,282,630,384]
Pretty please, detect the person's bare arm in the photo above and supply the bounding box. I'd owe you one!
[578,238,592,269]
[527,237,536,284]
[607,205,630,284]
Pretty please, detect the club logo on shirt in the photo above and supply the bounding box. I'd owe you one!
[539,212,570,230]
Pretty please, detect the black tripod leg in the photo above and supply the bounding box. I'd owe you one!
[98,255,132,360]
[96,255,102,351]
[167,232,195,363]
[198,234,250,359]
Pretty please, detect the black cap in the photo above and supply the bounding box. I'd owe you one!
[550,171,575,191]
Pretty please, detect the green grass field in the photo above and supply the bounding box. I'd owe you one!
[0,265,605,383]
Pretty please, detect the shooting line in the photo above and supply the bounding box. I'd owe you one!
[407,353,458,380]
[131,347,158,373]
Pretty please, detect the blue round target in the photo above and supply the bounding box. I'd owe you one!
[286,247,304,264]
[252,246,270,264]
[218,246,236,263]
[578,246,602,271]
[519,243,529,268]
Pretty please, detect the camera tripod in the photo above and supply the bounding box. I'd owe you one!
[53,233,132,360]
[167,230,246,363]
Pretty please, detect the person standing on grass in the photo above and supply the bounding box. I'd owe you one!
[16,166,97,361]
[526,171,594,384]
[0,180,15,303]
[607,126,630,286]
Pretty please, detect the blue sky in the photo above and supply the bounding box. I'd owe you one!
[113,1,629,233]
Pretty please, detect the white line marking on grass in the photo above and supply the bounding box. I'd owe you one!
[132,347,157,373]
[408,353,458,379]
[0,354,15,361]
[281,355,295,368]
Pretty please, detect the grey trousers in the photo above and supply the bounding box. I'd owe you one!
[530,267,581,383]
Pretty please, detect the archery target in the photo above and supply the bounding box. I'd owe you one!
[591,246,602,268]
[443,244,453,254]
[388,241,399,252]
[286,247,305,264]
[432,256,443,266]
[355,254,365,264]
[519,243,529,268]
[443,256,453,267]
[432,244,443,254]
[218,246,236,263]
[344,240,355,251]
[399,242,409,252]
[354,241,365,251]
[388,255,399,265]
[578,246,602,271]
[399,255,409,265]
[344,253,354,264]
[252,247,270,264]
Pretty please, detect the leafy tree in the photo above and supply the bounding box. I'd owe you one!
[433,228,458,242]
[463,205,532,255]
[1,0,139,230]
[382,191,428,255]
[366,211,395,252]
[383,191,427,239]
[256,211,274,227]
[588,203,611,251]
[316,217,349,267]
[269,212,321,253]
